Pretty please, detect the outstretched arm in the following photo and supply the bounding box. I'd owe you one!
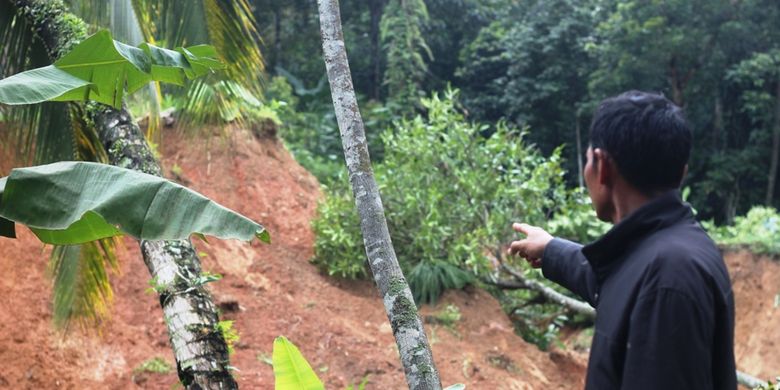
[509,223,598,306]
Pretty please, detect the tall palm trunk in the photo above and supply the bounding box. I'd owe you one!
[317,1,441,389]
[12,1,237,388]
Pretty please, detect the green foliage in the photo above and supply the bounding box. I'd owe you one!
[428,304,462,329]
[49,238,120,329]
[344,376,370,390]
[215,320,239,355]
[125,0,265,127]
[704,207,780,255]
[546,188,609,243]
[248,0,780,221]
[0,30,223,108]
[0,161,269,244]
[409,261,473,305]
[313,90,573,304]
[310,180,366,279]
[504,290,569,351]
[752,377,780,390]
[455,0,597,178]
[133,357,174,374]
[728,49,780,122]
[272,336,324,390]
[380,0,432,107]
[266,76,345,184]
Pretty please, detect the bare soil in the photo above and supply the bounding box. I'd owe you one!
[0,128,776,388]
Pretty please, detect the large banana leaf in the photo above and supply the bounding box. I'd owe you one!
[0,161,269,245]
[272,336,324,390]
[0,30,223,108]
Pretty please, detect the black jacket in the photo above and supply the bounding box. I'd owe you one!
[542,191,736,389]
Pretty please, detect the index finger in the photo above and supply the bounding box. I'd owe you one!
[512,223,532,235]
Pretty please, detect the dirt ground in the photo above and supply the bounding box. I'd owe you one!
[0,128,777,388]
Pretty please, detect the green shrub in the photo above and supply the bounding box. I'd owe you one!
[133,357,173,374]
[310,178,367,279]
[703,206,780,255]
[267,76,388,185]
[546,188,609,243]
[312,89,577,304]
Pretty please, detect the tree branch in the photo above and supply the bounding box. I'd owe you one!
[500,263,596,318]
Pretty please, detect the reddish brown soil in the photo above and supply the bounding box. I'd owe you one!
[729,250,780,381]
[0,128,776,388]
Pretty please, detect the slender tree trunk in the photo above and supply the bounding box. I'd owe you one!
[317,1,441,389]
[13,1,237,388]
[766,81,780,206]
[272,5,282,71]
[713,95,724,151]
[575,110,584,189]
[368,0,385,100]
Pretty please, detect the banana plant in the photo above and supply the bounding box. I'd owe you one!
[0,29,223,108]
[0,4,251,385]
[271,336,465,390]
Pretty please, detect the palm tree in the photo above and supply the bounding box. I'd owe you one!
[66,0,265,130]
[0,0,264,387]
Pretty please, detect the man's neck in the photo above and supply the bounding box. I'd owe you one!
[609,184,653,224]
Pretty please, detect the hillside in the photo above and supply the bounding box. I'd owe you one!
[0,128,776,388]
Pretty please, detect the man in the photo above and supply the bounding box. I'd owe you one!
[509,91,736,389]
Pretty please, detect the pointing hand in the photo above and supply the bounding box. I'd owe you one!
[508,223,553,268]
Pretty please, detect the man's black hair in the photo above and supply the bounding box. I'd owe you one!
[589,90,692,195]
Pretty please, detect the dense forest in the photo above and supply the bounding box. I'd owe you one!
[256,0,780,223]
[0,0,779,389]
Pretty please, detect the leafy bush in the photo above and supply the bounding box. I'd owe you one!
[133,357,173,374]
[267,76,403,185]
[547,188,609,243]
[703,206,780,255]
[312,90,579,304]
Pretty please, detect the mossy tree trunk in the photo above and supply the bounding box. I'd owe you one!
[12,1,237,388]
[317,1,441,389]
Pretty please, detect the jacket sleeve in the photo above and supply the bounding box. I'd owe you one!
[541,238,598,306]
[620,288,713,390]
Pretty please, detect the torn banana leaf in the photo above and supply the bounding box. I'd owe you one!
[0,161,269,245]
[0,30,224,108]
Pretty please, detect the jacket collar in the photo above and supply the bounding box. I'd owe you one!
[582,190,693,282]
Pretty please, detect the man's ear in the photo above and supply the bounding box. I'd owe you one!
[593,148,613,187]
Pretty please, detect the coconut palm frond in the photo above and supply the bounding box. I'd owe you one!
[1,3,77,165]
[0,1,34,77]
[64,0,111,30]
[201,0,264,94]
[133,0,264,87]
[130,0,264,129]
[65,0,163,143]
[179,78,263,129]
[49,238,121,331]
[109,0,163,142]
[70,104,109,163]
